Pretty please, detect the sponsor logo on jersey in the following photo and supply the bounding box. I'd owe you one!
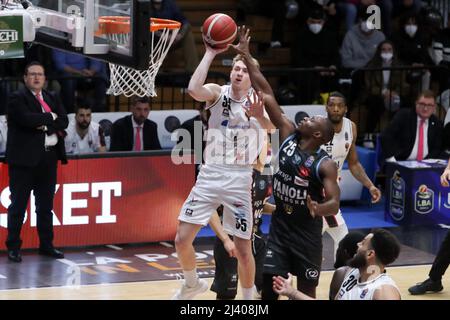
[345,142,350,152]
[273,178,308,200]
[278,171,292,182]
[294,176,309,187]
[284,204,293,214]
[305,268,319,280]
[265,249,273,258]
[184,208,193,217]
[304,156,315,168]
[345,132,349,141]
[360,288,368,299]
[221,120,229,127]
[299,166,310,178]
[414,184,434,214]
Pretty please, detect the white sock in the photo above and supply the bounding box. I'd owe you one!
[183,269,198,288]
[241,285,255,300]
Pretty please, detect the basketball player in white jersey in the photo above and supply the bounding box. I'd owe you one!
[172,41,274,300]
[321,92,382,255]
[273,228,401,300]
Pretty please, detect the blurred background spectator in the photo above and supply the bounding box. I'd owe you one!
[52,49,108,114]
[151,0,200,72]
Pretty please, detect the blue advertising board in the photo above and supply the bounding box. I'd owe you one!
[385,160,450,225]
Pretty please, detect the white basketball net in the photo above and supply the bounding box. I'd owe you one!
[105,23,179,97]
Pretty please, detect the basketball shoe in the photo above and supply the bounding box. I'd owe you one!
[408,278,443,295]
[171,278,208,300]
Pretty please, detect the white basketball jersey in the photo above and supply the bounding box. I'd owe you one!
[337,268,400,300]
[204,85,265,168]
[320,117,353,176]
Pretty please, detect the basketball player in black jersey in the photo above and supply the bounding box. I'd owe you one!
[231,27,340,299]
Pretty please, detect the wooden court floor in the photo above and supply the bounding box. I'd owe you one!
[0,264,448,300]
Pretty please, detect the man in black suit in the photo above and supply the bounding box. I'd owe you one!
[380,90,444,162]
[408,158,450,295]
[5,61,68,262]
[110,96,161,151]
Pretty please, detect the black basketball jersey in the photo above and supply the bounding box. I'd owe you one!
[269,133,330,250]
[252,169,272,237]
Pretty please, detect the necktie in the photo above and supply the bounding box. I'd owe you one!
[36,93,52,113]
[417,119,425,161]
[134,126,142,151]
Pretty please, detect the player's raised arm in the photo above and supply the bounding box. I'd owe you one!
[231,27,295,141]
[187,43,226,104]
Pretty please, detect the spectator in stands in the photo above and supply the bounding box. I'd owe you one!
[362,40,411,147]
[311,0,339,26]
[336,0,376,32]
[237,0,292,48]
[392,13,433,95]
[0,115,7,155]
[340,10,385,70]
[378,0,423,37]
[64,99,107,154]
[431,12,450,99]
[110,96,161,152]
[52,49,108,114]
[380,90,444,162]
[151,0,199,72]
[292,7,340,103]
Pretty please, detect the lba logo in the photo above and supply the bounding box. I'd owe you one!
[414,184,434,214]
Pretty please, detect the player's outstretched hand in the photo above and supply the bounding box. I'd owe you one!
[230,26,250,56]
[307,195,318,217]
[272,273,295,297]
[245,90,264,119]
[369,185,382,203]
[441,167,450,187]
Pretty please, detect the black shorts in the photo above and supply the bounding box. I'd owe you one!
[263,239,321,287]
[210,234,266,299]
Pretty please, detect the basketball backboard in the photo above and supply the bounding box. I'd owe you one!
[4,0,153,69]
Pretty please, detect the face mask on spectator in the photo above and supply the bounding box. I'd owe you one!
[404,24,418,37]
[381,52,393,61]
[360,21,374,33]
[308,23,323,34]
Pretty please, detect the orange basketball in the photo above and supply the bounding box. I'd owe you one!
[202,13,237,49]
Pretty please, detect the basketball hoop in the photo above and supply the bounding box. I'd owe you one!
[96,17,181,97]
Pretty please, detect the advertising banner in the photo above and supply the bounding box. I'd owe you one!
[0,15,24,59]
[0,155,195,249]
[385,160,450,225]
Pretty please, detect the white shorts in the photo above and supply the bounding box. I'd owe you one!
[322,209,346,232]
[178,164,253,240]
